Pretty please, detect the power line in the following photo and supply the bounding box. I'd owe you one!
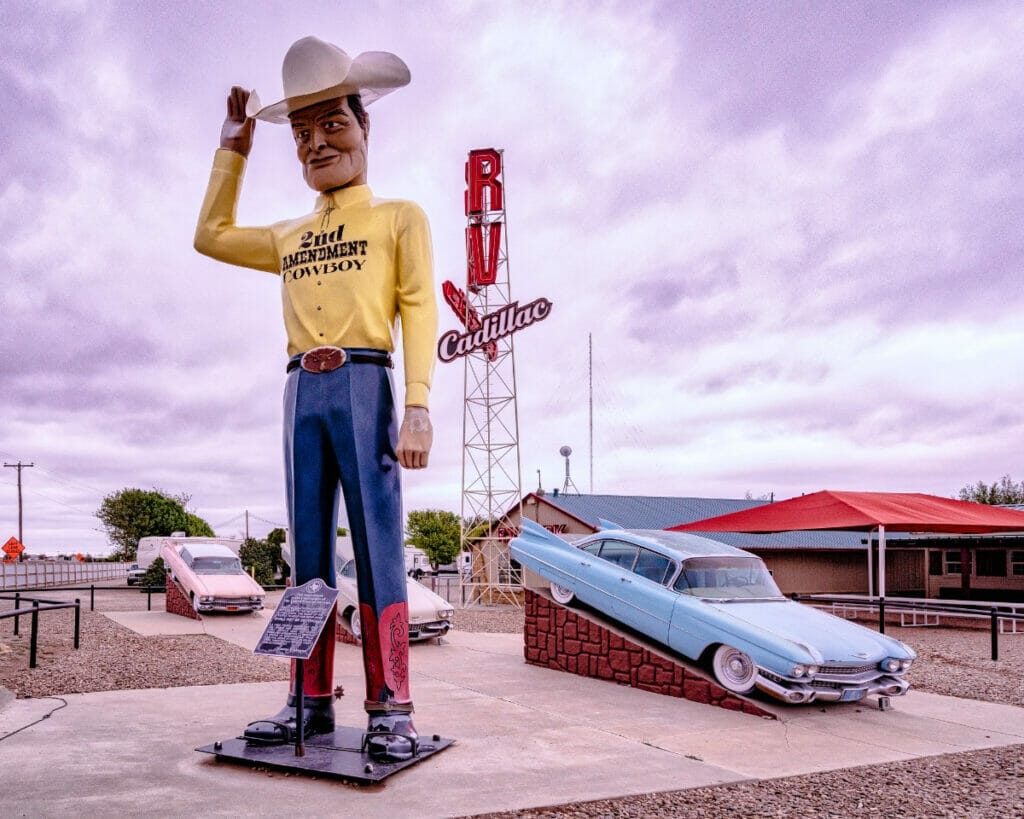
[0,478,98,518]
[31,464,108,497]
[248,512,286,528]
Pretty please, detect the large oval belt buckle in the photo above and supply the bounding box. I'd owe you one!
[300,346,347,373]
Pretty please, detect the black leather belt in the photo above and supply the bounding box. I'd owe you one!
[286,347,393,374]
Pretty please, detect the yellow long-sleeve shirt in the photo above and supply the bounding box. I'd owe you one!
[194,149,437,408]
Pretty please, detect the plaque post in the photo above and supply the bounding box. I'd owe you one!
[295,658,305,757]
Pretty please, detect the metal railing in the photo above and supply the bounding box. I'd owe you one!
[0,561,130,590]
[420,574,523,608]
[796,593,1024,661]
[10,584,169,612]
[0,593,81,668]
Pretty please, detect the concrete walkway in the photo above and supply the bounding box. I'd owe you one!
[2,610,1024,818]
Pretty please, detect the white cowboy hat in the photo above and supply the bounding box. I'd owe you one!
[246,36,410,124]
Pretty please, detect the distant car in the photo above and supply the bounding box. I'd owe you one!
[335,557,454,643]
[126,563,146,585]
[510,519,916,705]
[162,542,265,614]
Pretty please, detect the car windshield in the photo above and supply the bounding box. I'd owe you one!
[673,556,783,599]
[190,556,244,575]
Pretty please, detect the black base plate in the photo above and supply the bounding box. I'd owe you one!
[196,725,455,784]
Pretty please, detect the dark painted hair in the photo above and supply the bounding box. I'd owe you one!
[347,93,369,136]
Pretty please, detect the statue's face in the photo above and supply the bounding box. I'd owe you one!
[289,97,368,192]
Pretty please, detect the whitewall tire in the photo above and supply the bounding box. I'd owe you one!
[550,582,576,606]
[712,645,757,694]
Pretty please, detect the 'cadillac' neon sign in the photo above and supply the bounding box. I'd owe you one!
[439,149,552,362]
[438,296,553,362]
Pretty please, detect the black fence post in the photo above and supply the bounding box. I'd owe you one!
[13,591,20,636]
[991,608,999,661]
[90,584,95,612]
[30,601,39,669]
[74,599,81,650]
[878,597,886,634]
[147,587,152,611]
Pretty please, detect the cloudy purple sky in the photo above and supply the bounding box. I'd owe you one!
[3,1,1022,555]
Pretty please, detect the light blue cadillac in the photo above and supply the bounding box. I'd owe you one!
[510,519,915,704]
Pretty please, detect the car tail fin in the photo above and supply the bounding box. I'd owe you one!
[597,518,624,530]
[514,518,570,548]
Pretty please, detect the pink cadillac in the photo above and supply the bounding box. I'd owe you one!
[162,542,265,613]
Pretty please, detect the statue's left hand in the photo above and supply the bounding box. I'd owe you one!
[397,407,433,470]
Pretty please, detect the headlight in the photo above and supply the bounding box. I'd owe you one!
[899,659,913,672]
[200,596,214,603]
[806,665,819,676]
[882,658,901,673]
[791,664,807,677]
[438,608,454,619]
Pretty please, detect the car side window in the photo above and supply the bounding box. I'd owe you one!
[673,570,692,593]
[633,548,672,584]
[598,541,639,570]
[580,542,603,556]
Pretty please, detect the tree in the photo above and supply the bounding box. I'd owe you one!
[267,528,287,548]
[405,509,461,570]
[140,557,166,588]
[95,488,215,561]
[239,537,279,586]
[265,527,290,580]
[185,513,215,537]
[957,475,1024,505]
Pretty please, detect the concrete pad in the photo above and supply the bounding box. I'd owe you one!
[104,611,207,636]
[10,616,1018,817]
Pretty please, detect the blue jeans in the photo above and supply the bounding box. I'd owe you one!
[283,349,411,710]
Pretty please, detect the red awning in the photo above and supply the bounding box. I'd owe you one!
[668,490,1024,534]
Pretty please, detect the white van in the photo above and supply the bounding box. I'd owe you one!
[136,534,242,569]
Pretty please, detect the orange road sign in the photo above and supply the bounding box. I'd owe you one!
[3,537,25,561]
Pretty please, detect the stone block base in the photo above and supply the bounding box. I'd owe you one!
[524,589,772,718]
[165,576,202,620]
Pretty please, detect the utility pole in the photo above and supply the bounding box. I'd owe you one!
[245,509,250,540]
[3,461,34,546]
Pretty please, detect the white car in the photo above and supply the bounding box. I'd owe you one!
[335,558,454,642]
[126,563,147,585]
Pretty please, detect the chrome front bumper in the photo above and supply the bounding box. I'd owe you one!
[409,619,451,641]
[755,671,910,704]
[198,598,265,613]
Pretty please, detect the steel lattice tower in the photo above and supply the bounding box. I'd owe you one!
[458,149,523,600]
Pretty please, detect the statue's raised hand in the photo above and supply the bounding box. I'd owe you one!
[220,86,255,157]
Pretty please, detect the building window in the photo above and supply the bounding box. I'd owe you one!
[928,551,943,576]
[976,550,1007,578]
[497,551,521,586]
[943,551,962,575]
[1011,551,1024,576]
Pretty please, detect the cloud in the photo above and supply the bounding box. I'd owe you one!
[3,1,1024,553]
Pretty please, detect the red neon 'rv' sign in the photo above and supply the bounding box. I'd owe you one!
[465,148,503,288]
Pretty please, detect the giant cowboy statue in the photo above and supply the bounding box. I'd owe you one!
[194,36,437,762]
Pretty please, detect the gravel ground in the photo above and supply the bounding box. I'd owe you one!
[0,602,288,698]
[2,591,1023,817]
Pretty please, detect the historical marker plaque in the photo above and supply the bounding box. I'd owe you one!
[254,579,339,660]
